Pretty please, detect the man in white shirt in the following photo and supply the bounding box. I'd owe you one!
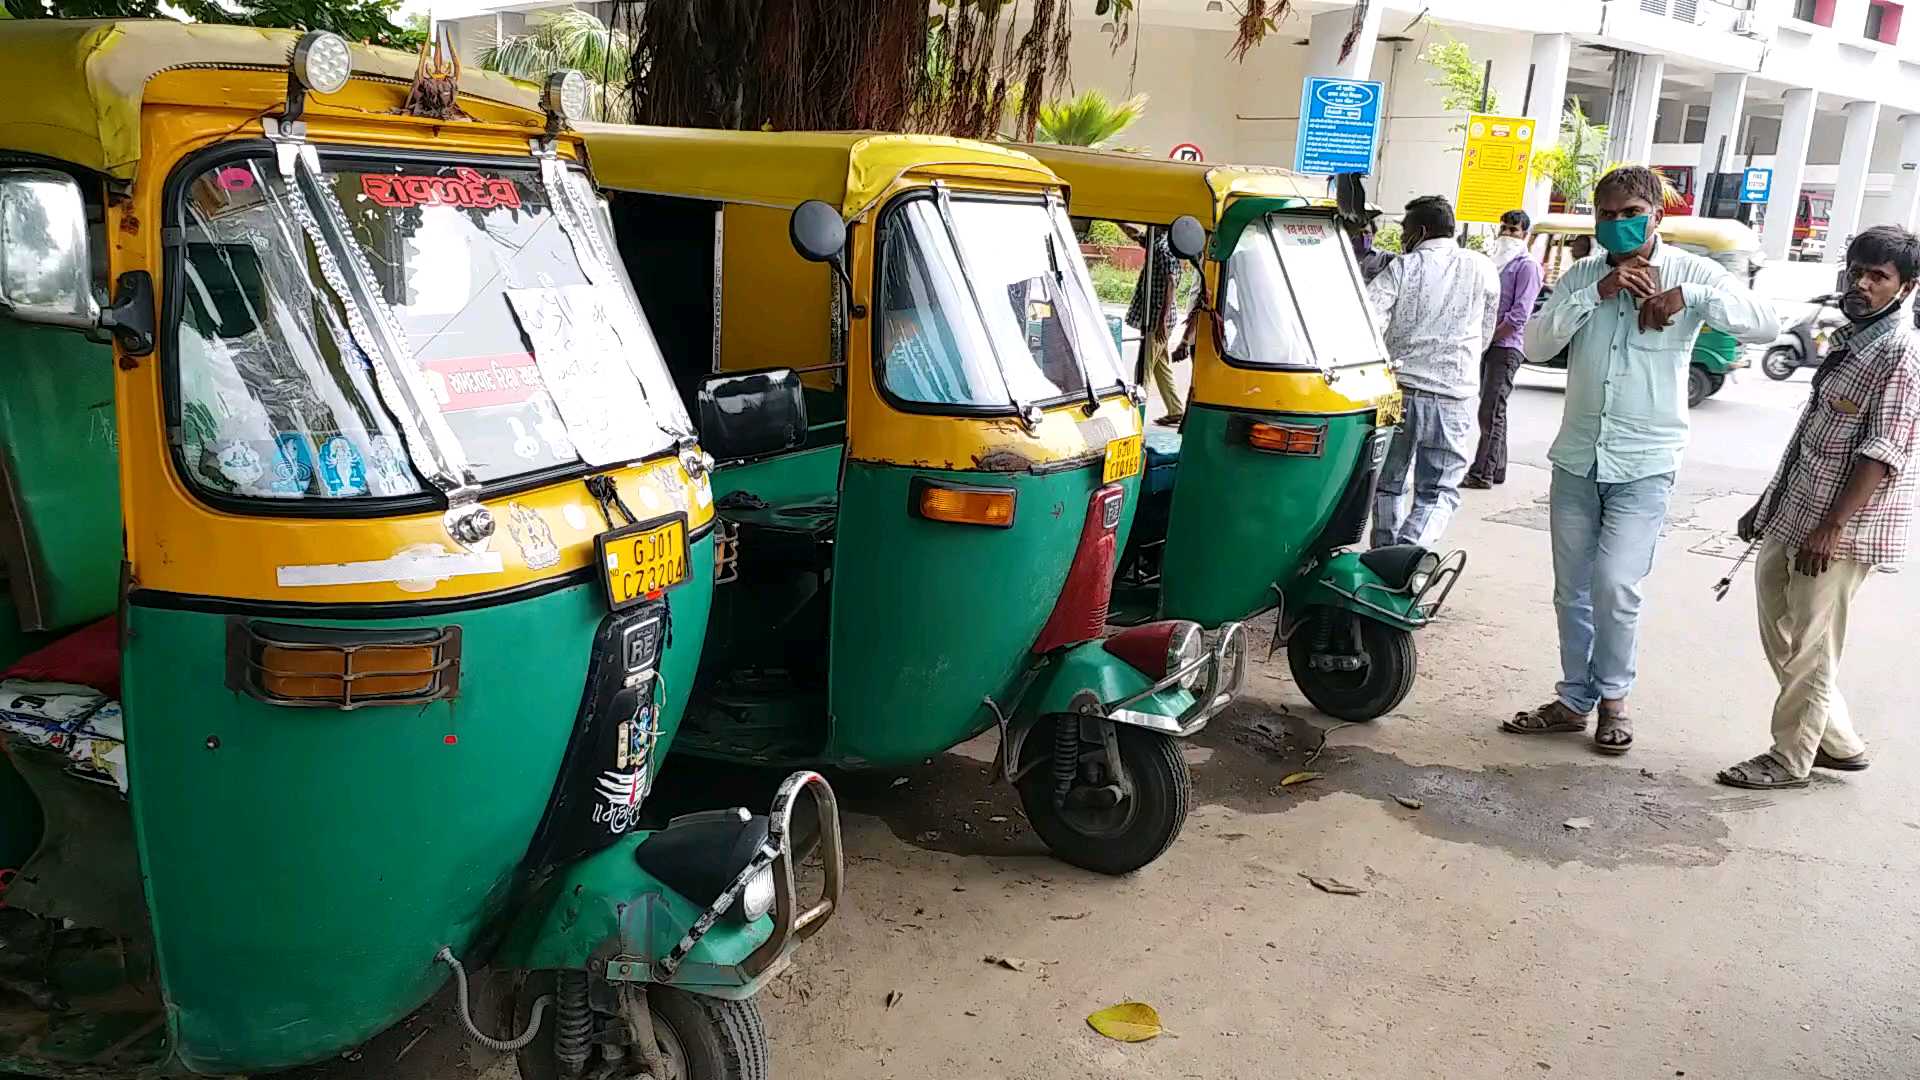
[1367,195,1502,549]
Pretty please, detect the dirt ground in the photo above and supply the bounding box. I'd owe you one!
[291,371,1920,1079]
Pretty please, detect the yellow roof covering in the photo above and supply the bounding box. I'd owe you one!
[0,18,540,180]
[1014,144,1325,225]
[579,123,1062,217]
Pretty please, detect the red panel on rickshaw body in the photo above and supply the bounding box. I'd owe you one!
[1032,484,1124,654]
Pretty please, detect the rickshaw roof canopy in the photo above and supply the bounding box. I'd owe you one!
[1013,144,1326,226]
[1533,211,1762,253]
[0,19,542,181]
[579,123,1061,217]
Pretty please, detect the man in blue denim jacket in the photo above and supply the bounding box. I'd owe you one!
[1501,166,1776,753]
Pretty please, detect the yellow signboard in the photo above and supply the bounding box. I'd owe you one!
[1455,113,1536,224]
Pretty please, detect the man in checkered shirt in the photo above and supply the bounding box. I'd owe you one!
[1718,225,1920,790]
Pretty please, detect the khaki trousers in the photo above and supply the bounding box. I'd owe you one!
[1756,538,1872,776]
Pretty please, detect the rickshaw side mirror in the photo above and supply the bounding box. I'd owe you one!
[0,170,100,332]
[1168,214,1207,265]
[790,200,847,264]
[696,368,809,463]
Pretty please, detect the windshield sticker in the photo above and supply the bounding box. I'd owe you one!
[1277,221,1330,246]
[271,435,316,497]
[506,285,662,467]
[214,441,265,488]
[359,168,522,211]
[318,436,369,497]
[507,502,561,570]
[365,435,412,494]
[422,353,547,412]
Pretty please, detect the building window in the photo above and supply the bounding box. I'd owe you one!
[1868,1,1903,43]
[1793,0,1834,25]
[1683,104,1709,145]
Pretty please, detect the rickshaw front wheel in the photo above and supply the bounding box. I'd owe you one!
[1017,721,1191,876]
[1287,608,1417,722]
[514,973,768,1080]
[1686,366,1712,408]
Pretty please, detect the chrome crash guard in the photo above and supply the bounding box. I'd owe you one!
[1103,621,1249,736]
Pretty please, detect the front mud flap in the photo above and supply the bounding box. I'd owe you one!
[497,772,842,1002]
[1291,550,1465,633]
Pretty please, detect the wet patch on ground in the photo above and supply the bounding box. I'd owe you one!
[1186,700,1763,869]
[1484,475,1759,542]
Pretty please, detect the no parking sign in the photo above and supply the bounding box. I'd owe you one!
[1169,142,1204,162]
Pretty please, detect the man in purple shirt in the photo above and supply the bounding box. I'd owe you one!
[1464,209,1545,488]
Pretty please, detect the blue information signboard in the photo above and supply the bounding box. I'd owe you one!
[1294,77,1383,175]
[1739,167,1772,204]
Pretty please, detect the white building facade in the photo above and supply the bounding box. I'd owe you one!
[432,0,1920,262]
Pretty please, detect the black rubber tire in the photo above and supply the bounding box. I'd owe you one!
[1687,365,1711,408]
[1286,607,1417,722]
[1762,346,1798,381]
[1706,371,1726,398]
[1017,722,1190,876]
[515,976,769,1080]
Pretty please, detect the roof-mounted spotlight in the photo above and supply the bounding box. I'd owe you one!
[542,69,591,133]
[285,30,353,121]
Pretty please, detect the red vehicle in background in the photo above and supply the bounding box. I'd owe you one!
[1655,165,1696,215]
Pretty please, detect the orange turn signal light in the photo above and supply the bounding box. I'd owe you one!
[914,481,1016,528]
[260,643,438,701]
[1245,422,1325,456]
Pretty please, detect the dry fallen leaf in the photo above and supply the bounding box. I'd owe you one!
[1280,771,1325,787]
[1297,870,1366,896]
[1087,1001,1163,1043]
[885,990,904,1010]
[1050,911,1091,921]
[1393,794,1424,810]
[983,954,1029,972]
[1563,817,1594,831]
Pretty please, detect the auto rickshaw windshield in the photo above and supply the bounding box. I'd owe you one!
[1219,213,1384,371]
[876,193,1126,412]
[173,151,692,502]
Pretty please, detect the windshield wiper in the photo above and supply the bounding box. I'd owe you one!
[931,184,1039,428]
[1044,225,1102,417]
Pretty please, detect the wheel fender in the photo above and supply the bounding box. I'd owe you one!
[1004,642,1199,780]
[495,832,773,993]
[1291,551,1423,631]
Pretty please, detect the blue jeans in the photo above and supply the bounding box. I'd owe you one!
[1371,389,1476,549]
[1549,466,1675,714]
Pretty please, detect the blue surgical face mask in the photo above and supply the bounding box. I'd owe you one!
[1595,214,1651,255]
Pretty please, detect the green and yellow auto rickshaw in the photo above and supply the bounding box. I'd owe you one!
[0,22,838,1079]
[581,125,1246,875]
[1022,146,1463,721]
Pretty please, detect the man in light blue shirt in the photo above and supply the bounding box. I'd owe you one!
[1501,166,1776,753]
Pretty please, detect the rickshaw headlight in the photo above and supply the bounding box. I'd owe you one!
[741,866,776,921]
[1406,551,1443,595]
[1167,622,1205,691]
[1103,619,1206,688]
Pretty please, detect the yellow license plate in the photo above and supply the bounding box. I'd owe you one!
[1103,435,1143,483]
[597,516,690,611]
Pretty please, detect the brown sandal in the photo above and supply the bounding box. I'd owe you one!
[1594,702,1633,755]
[1501,700,1589,735]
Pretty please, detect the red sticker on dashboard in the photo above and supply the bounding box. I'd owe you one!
[360,168,523,210]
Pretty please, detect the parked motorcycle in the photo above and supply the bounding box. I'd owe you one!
[1762,294,1844,380]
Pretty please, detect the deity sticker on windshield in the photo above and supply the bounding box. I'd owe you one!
[215,441,265,488]
[318,436,368,497]
[270,435,316,497]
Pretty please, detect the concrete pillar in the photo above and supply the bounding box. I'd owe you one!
[1762,88,1818,261]
[1303,3,1385,82]
[1522,33,1573,222]
[1824,99,1882,264]
[1699,73,1749,176]
[1607,52,1665,165]
[1886,114,1920,231]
